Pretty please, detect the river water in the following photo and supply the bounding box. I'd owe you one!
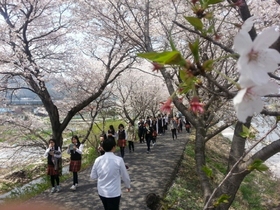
[0,144,70,203]
[0,142,46,179]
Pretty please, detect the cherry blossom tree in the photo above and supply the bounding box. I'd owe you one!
[0,0,137,148]
[114,71,168,125]
[77,0,253,208]
[138,0,280,209]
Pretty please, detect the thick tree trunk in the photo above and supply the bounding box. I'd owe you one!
[195,126,213,202]
[212,170,249,210]
[203,120,251,209]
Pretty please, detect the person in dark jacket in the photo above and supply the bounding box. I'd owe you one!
[107,125,117,140]
[98,131,107,156]
[138,119,145,143]
[67,135,84,191]
[117,124,127,158]
[144,123,153,153]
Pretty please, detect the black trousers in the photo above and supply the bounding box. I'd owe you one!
[99,195,121,210]
[171,129,177,140]
[128,141,134,151]
[120,147,125,158]
[50,175,59,187]
[146,137,151,151]
[73,172,78,185]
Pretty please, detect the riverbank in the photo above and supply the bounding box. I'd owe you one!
[221,126,280,179]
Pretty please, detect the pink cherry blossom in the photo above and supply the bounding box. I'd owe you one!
[160,98,173,114]
[190,97,204,114]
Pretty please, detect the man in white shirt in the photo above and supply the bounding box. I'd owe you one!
[90,136,131,210]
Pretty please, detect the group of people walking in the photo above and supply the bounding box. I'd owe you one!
[98,123,137,159]
[43,114,191,210]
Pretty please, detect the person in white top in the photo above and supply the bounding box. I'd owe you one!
[90,136,131,210]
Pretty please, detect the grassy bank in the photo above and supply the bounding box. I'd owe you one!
[163,133,280,210]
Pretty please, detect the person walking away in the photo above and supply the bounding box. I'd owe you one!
[117,124,127,158]
[178,117,183,133]
[163,114,169,132]
[151,117,157,146]
[170,116,178,140]
[145,116,151,127]
[44,139,62,193]
[90,137,131,210]
[157,115,164,135]
[144,123,153,153]
[184,119,191,133]
[127,122,136,153]
[162,115,166,134]
[138,119,145,143]
[68,135,84,190]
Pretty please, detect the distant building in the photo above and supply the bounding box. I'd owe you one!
[7,98,43,106]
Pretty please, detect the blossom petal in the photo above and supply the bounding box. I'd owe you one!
[246,65,270,85]
[238,75,255,87]
[241,16,257,32]
[237,57,270,85]
[234,92,263,123]
[252,81,279,95]
[254,27,280,50]
[233,88,247,105]
[267,49,280,63]
[233,30,252,54]
[260,49,280,72]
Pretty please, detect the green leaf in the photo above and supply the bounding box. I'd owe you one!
[202,59,214,71]
[239,125,250,138]
[189,39,200,62]
[170,38,177,51]
[276,116,280,122]
[248,159,269,172]
[185,16,203,31]
[178,70,197,93]
[137,51,186,66]
[202,165,213,178]
[213,194,231,207]
[248,132,256,139]
[201,0,224,9]
[207,0,224,5]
